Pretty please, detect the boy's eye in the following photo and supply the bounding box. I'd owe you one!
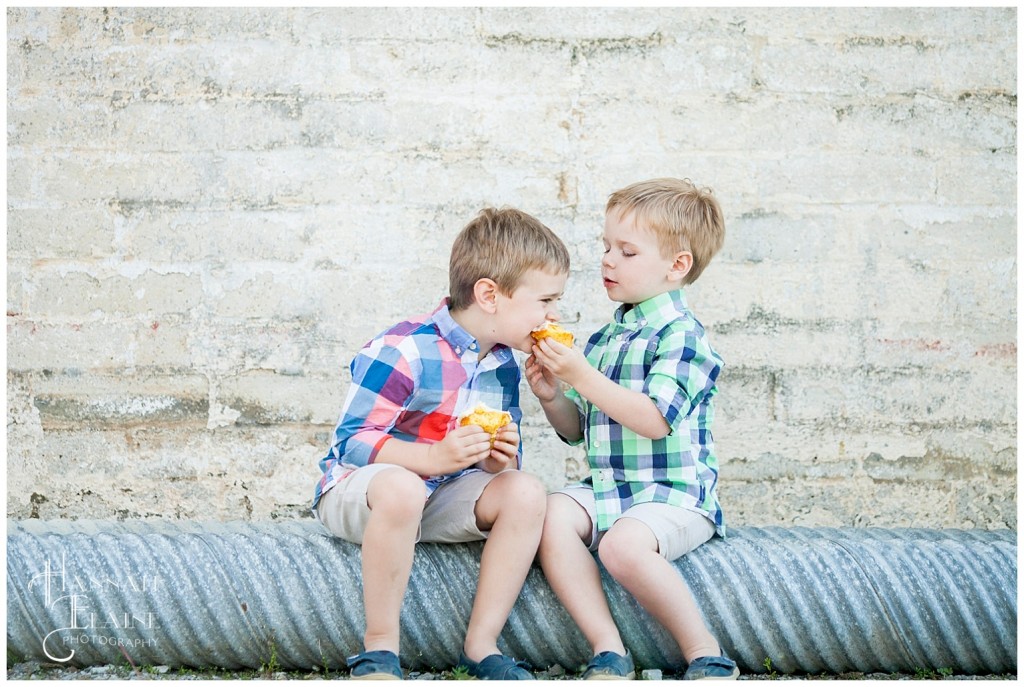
[622,251,636,258]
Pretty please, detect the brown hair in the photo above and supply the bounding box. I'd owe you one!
[448,207,570,311]
[606,178,725,285]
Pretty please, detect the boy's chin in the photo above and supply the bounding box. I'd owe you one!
[604,289,628,304]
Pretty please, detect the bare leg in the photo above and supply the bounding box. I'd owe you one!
[538,494,626,656]
[462,471,547,661]
[360,468,427,654]
[597,519,719,661]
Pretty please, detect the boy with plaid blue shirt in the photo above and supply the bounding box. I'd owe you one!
[315,207,570,680]
[527,178,736,680]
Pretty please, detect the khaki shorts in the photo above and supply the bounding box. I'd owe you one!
[557,485,715,562]
[316,464,500,544]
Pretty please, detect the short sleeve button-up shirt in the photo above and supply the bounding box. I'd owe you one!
[564,289,725,535]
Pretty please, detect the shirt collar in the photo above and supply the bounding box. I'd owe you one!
[613,289,689,329]
[432,298,512,361]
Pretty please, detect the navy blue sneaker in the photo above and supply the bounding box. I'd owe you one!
[683,654,739,680]
[456,652,533,680]
[583,650,635,680]
[347,649,403,680]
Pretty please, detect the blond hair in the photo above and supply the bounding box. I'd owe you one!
[448,207,570,311]
[606,178,725,285]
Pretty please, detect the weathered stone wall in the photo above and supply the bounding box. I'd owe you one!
[7,7,1016,528]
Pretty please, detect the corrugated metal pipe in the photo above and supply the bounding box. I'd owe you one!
[6,520,1016,676]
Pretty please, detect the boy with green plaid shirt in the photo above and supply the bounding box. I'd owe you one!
[527,178,736,680]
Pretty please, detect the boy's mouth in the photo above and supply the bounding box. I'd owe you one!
[603,277,618,288]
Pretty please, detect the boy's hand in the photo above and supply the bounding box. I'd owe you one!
[481,423,520,472]
[428,425,492,474]
[525,354,562,402]
[531,337,591,387]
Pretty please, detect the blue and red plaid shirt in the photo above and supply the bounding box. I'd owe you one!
[563,289,725,535]
[312,299,522,512]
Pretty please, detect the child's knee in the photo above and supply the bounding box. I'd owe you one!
[367,467,427,518]
[542,493,592,541]
[596,533,631,577]
[597,523,655,576]
[517,471,547,504]
[546,491,580,516]
[475,471,545,532]
[494,470,546,512]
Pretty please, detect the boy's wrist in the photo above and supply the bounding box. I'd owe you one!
[562,362,596,395]
[539,389,568,409]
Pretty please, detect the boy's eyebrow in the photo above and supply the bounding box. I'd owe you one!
[608,238,639,248]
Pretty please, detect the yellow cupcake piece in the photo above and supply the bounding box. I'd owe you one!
[531,322,574,347]
[458,403,512,442]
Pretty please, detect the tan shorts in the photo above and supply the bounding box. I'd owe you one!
[557,485,715,562]
[316,464,500,544]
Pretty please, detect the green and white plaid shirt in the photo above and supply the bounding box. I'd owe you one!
[564,289,725,535]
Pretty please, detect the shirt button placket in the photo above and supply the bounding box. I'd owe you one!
[594,468,614,489]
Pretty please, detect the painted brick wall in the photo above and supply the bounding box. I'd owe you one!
[7,7,1016,528]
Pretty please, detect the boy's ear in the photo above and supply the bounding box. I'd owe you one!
[668,251,694,284]
[473,278,499,313]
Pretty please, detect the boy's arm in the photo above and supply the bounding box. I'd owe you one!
[532,339,671,440]
[335,343,492,476]
[525,353,584,441]
[643,325,722,434]
[375,426,491,476]
[539,393,586,442]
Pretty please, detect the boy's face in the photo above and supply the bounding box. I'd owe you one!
[493,268,567,353]
[601,210,688,305]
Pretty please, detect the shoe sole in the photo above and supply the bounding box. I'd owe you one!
[687,668,740,680]
[351,673,402,680]
[586,673,636,680]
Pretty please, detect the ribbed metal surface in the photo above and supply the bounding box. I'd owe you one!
[672,527,1016,675]
[6,520,1016,675]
